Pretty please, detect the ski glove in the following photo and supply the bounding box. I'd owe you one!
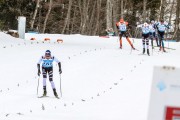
[38,70,41,76]
[58,62,62,74]
[37,64,41,76]
[59,69,62,74]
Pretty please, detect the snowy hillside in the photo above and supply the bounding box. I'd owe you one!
[0,32,180,120]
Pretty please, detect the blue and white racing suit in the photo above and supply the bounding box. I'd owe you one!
[37,56,60,81]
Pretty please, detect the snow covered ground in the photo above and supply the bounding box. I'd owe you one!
[0,32,179,120]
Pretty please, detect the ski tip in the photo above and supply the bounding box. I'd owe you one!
[56,97,60,99]
[55,96,60,99]
[132,48,139,51]
[38,96,60,99]
[38,96,49,98]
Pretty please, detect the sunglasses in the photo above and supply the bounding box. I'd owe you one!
[45,53,51,57]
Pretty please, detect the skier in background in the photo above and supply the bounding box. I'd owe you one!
[149,20,159,48]
[37,50,62,98]
[137,22,150,55]
[116,18,135,49]
[155,19,170,52]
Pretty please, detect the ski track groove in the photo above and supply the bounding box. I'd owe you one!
[1,36,175,119]
[1,41,146,117]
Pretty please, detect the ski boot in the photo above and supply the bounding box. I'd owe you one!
[131,45,135,50]
[147,49,150,56]
[53,88,59,98]
[162,48,166,52]
[143,48,145,54]
[159,46,162,51]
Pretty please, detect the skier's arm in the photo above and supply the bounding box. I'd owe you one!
[53,56,62,74]
[165,24,170,29]
[37,64,41,76]
[127,23,132,30]
[136,24,143,28]
[37,57,42,76]
[154,23,159,30]
[58,62,62,74]
[116,22,119,30]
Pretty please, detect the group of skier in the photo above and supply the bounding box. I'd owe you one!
[116,18,170,55]
[37,18,170,98]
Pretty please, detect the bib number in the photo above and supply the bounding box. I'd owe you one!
[159,27,165,31]
[43,62,52,67]
[119,25,126,31]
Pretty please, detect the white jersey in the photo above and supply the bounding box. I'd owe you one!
[37,55,60,68]
[149,24,155,33]
[156,22,169,32]
[137,24,150,34]
[142,26,150,34]
[118,23,127,32]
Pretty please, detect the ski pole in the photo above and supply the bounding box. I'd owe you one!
[168,39,169,51]
[151,38,154,56]
[37,76,40,96]
[130,47,132,54]
[128,30,134,43]
[167,29,170,52]
[59,74,62,97]
[117,36,119,43]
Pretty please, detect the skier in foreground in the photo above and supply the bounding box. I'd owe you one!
[37,50,62,98]
[116,18,135,49]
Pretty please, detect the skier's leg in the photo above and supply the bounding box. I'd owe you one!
[119,33,123,48]
[155,32,159,46]
[155,37,159,46]
[150,37,154,49]
[48,68,55,89]
[158,33,162,51]
[42,68,47,96]
[149,33,153,47]
[125,31,135,49]
[151,38,153,48]
[48,68,58,97]
[126,37,135,49]
[146,37,150,55]
[142,36,145,54]
[161,33,166,52]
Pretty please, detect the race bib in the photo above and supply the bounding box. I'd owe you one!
[119,24,127,31]
[149,25,155,32]
[43,59,53,67]
[158,25,166,32]
[142,27,149,34]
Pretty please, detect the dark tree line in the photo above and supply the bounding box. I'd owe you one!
[0,0,179,40]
